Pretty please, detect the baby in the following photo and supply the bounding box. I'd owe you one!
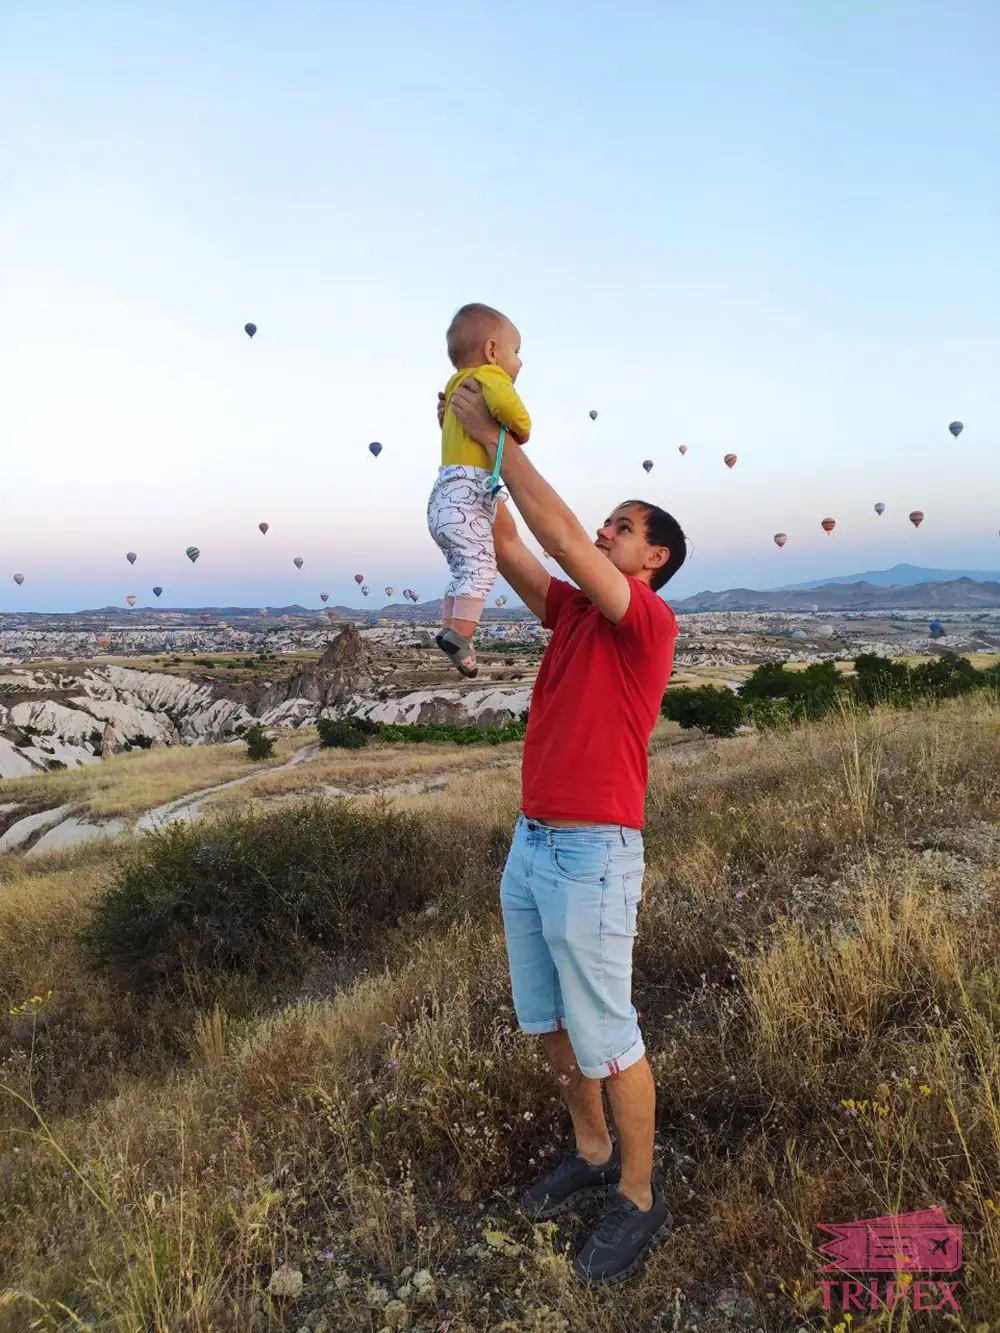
[427,303,530,677]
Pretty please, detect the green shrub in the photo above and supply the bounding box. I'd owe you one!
[376,721,526,745]
[317,718,369,749]
[244,723,275,760]
[852,653,913,706]
[909,652,980,699]
[83,802,477,998]
[345,714,379,736]
[739,660,845,719]
[741,695,802,732]
[660,685,744,737]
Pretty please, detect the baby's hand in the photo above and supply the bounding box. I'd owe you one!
[436,391,446,429]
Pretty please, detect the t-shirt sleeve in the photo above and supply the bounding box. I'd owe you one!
[475,365,532,442]
[612,579,677,649]
[543,577,578,630]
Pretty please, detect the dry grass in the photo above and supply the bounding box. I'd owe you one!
[0,729,316,818]
[203,740,522,813]
[4,695,1000,1330]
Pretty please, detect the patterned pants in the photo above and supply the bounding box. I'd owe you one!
[427,465,498,608]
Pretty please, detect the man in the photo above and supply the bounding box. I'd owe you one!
[444,379,688,1284]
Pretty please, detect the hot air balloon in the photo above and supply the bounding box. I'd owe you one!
[589,410,598,420]
[217,620,228,630]
[95,634,111,649]
[200,613,211,623]
[642,459,654,474]
[774,533,788,548]
[821,518,836,535]
[724,454,737,470]
[245,323,256,338]
[153,586,163,598]
[354,574,364,585]
[949,421,963,437]
[678,445,688,456]
[126,595,137,607]
[909,510,924,528]
[361,585,370,597]
[929,619,945,638]
[320,592,329,603]
[369,441,382,457]
[874,503,885,516]
[495,595,507,606]
[185,546,200,563]
[293,556,304,569]
[13,574,24,586]
[410,590,419,602]
[385,585,393,597]
[126,551,137,566]
[259,607,269,616]
[817,625,835,638]
[258,522,269,535]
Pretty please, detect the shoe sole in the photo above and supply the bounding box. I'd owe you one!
[573,1207,675,1284]
[520,1181,615,1222]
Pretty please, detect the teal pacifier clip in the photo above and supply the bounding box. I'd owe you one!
[485,425,507,496]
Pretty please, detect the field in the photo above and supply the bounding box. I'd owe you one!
[3,697,1000,1331]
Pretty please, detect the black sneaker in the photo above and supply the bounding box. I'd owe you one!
[519,1144,621,1220]
[573,1182,673,1283]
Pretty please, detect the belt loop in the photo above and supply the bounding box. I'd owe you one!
[620,826,627,846]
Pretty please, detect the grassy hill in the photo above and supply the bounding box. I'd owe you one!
[2,700,1000,1330]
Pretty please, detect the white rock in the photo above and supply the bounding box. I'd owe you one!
[266,1265,303,1299]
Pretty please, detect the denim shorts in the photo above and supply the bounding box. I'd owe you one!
[500,814,645,1079]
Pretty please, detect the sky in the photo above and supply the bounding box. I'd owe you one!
[2,1,999,613]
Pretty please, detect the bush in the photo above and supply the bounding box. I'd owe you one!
[345,714,380,736]
[739,660,845,719]
[661,685,745,737]
[244,723,275,760]
[376,721,526,745]
[909,651,980,700]
[83,801,478,998]
[852,653,913,706]
[317,718,369,749]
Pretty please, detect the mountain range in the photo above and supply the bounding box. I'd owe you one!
[676,578,1000,613]
[775,563,1000,592]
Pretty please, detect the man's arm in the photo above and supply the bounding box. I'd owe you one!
[493,501,550,620]
[450,379,631,624]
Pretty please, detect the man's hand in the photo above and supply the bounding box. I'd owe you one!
[449,379,501,457]
[436,391,446,430]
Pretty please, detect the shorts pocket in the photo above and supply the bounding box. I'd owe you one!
[623,870,644,936]
[550,840,611,884]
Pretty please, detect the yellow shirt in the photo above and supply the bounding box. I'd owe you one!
[441,364,531,469]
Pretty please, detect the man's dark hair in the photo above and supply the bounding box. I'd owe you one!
[619,501,688,592]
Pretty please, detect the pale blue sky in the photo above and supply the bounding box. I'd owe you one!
[2,1,998,612]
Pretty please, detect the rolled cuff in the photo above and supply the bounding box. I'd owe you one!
[578,1031,646,1081]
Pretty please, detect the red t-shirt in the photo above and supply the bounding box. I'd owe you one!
[521,576,678,829]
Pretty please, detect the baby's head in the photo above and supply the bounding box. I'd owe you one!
[446,303,522,382]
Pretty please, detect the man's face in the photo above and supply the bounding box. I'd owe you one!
[595,504,665,581]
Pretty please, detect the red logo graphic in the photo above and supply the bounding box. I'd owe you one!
[813,1208,962,1313]
[817,1207,962,1273]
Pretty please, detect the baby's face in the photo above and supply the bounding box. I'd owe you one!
[492,320,523,382]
